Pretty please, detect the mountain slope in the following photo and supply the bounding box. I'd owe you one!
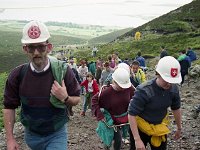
[119,0,200,39]
[88,28,132,45]
[75,0,200,62]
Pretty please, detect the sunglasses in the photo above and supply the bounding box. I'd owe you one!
[26,44,48,53]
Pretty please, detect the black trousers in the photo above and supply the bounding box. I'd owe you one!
[129,128,167,150]
[197,105,200,113]
[104,128,122,150]
[181,72,187,85]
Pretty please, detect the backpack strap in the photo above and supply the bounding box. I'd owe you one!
[98,84,112,100]
[49,56,68,85]
[19,63,29,84]
[49,56,68,109]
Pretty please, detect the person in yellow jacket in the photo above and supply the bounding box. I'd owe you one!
[128,56,182,150]
[130,60,146,87]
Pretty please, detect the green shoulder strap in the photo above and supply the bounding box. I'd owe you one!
[19,56,67,109]
[49,56,68,109]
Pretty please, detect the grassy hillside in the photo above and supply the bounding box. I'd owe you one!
[74,0,200,62]
[0,73,7,129]
[119,0,200,39]
[88,28,132,45]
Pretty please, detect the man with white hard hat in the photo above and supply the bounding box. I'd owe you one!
[128,56,182,150]
[92,68,135,150]
[3,20,80,150]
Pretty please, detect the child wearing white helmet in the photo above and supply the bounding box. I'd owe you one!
[92,67,135,150]
[104,62,131,86]
[128,56,182,150]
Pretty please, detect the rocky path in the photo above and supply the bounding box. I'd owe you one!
[0,70,200,150]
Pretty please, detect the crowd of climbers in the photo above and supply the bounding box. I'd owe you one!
[2,21,199,150]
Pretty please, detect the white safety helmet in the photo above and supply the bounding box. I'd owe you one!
[112,68,131,88]
[117,63,130,75]
[21,20,50,44]
[156,56,182,83]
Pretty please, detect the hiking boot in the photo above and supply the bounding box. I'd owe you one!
[103,145,110,150]
[122,138,130,144]
[80,111,85,116]
[192,110,199,119]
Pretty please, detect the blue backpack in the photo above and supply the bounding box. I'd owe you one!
[187,50,197,62]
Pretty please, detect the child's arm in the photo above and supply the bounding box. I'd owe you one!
[91,93,104,121]
[80,80,86,86]
[93,80,99,94]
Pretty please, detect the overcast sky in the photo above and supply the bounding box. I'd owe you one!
[0,0,193,27]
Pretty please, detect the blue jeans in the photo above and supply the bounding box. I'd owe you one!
[83,92,93,112]
[25,125,67,150]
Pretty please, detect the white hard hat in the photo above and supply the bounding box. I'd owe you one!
[112,68,131,88]
[117,63,130,75]
[156,56,182,83]
[21,20,50,44]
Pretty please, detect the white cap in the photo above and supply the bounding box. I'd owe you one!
[156,56,182,83]
[21,20,50,44]
[117,62,130,75]
[112,68,131,88]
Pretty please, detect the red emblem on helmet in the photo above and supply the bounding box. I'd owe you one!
[28,26,41,39]
[171,68,178,77]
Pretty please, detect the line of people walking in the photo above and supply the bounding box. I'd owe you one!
[2,20,198,150]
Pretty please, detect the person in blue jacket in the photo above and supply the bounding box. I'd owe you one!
[135,51,146,68]
[186,47,197,62]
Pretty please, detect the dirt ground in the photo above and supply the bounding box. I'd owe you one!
[66,76,200,150]
[1,70,200,150]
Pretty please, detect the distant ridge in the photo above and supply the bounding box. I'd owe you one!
[118,0,200,40]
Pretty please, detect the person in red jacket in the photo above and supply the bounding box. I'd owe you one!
[80,72,99,116]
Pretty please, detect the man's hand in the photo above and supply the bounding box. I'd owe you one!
[51,80,68,102]
[135,139,146,150]
[174,129,181,140]
[101,118,106,122]
[7,138,20,150]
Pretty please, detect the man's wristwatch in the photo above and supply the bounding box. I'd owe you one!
[64,96,69,104]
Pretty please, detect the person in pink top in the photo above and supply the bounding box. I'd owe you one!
[80,72,99,116]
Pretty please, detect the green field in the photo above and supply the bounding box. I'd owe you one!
[0,20,121,39]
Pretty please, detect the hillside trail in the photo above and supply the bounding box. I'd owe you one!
[0,67,199,150]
